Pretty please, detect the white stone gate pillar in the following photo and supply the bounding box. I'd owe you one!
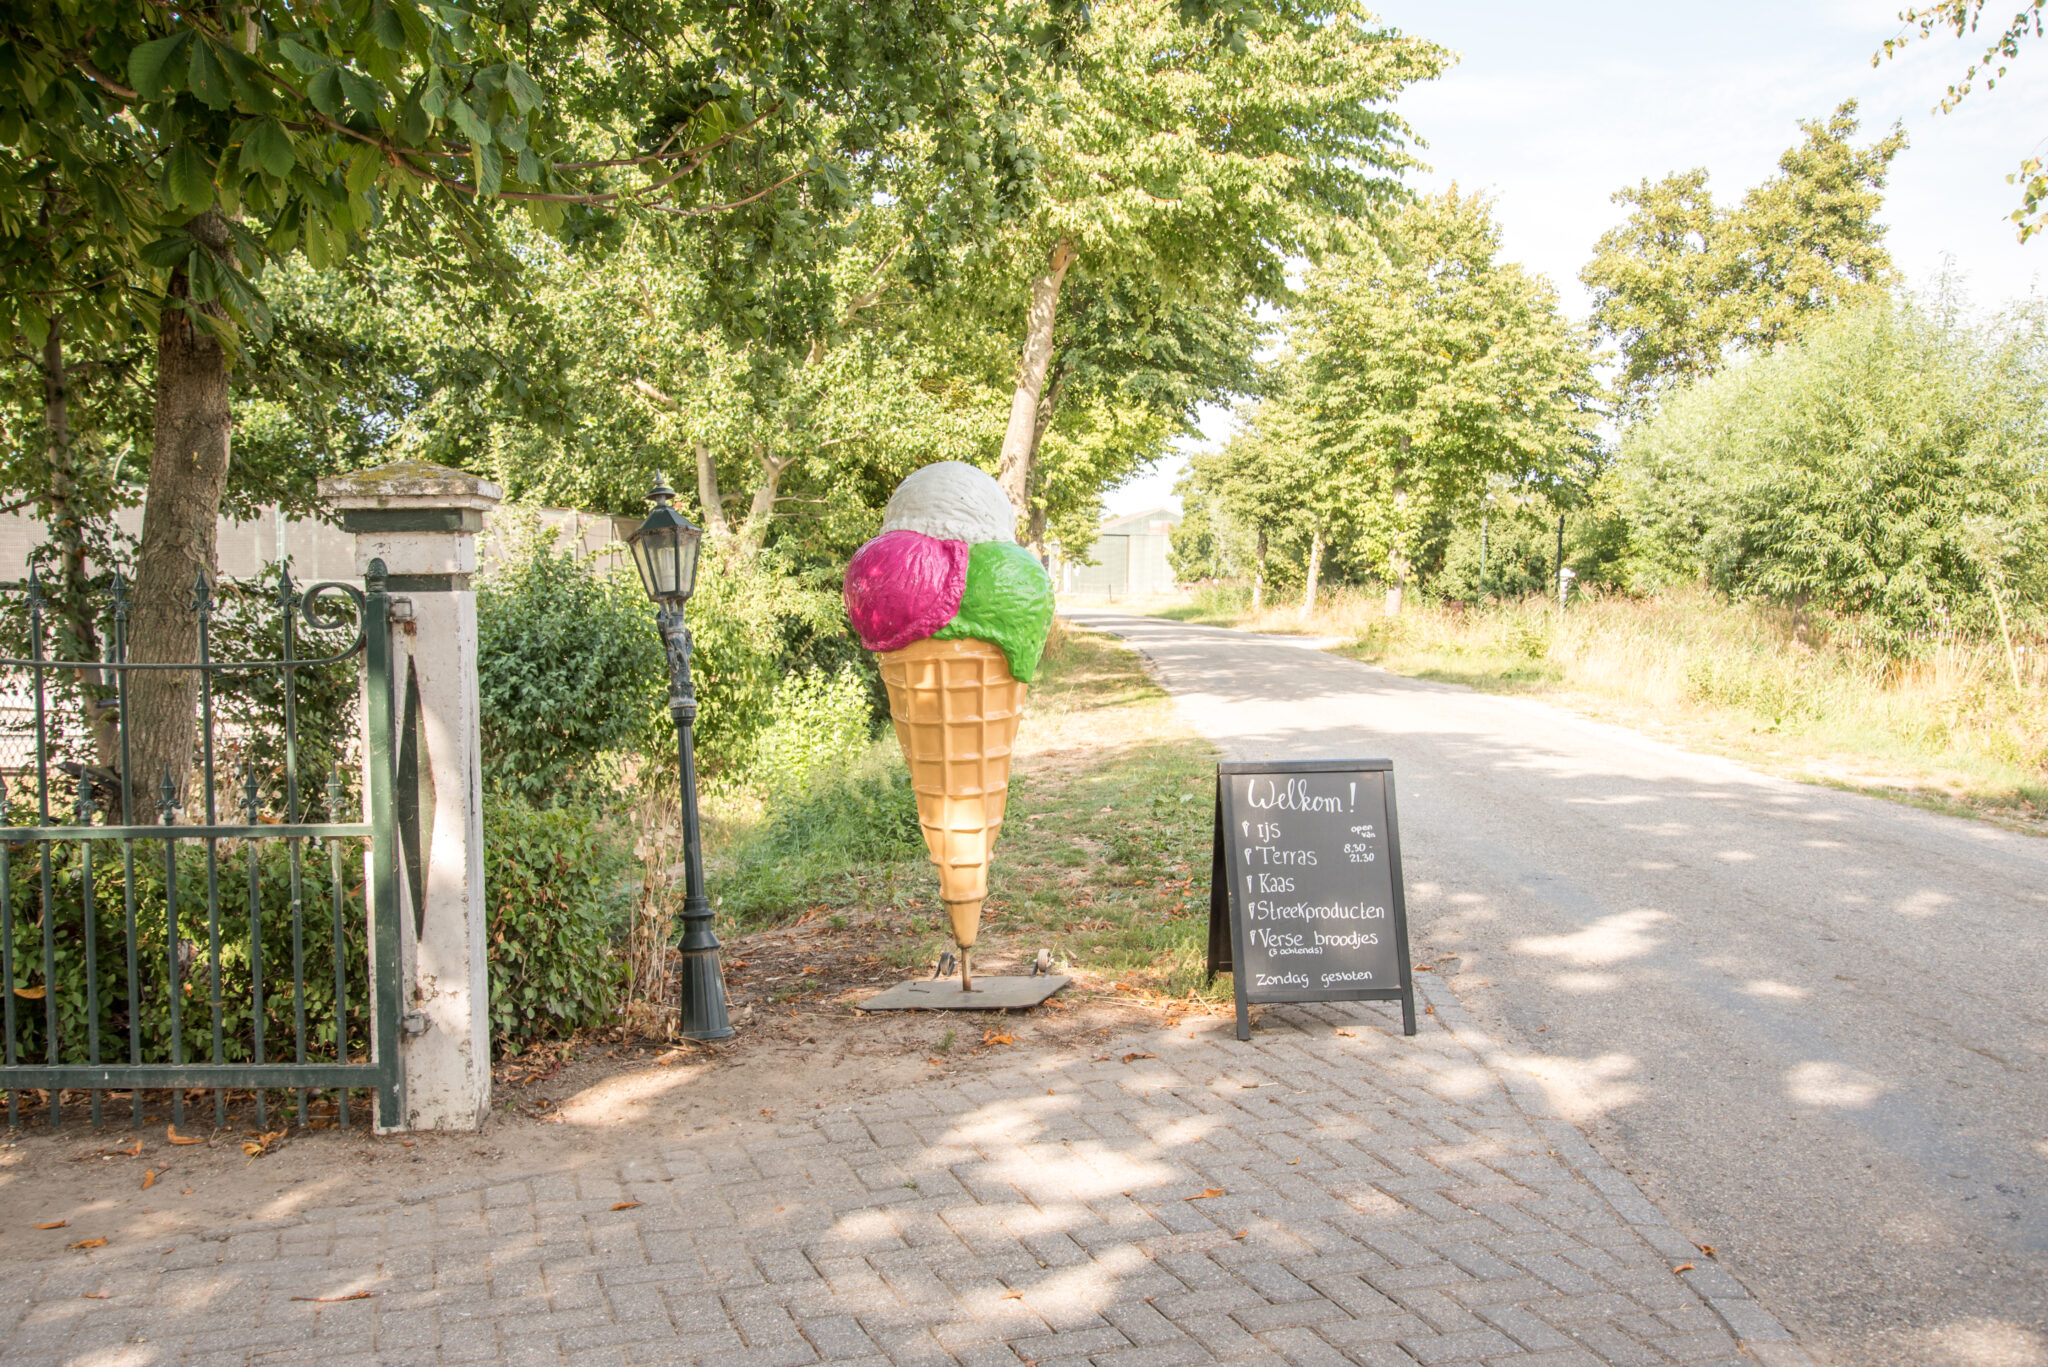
[319,460,499,1132]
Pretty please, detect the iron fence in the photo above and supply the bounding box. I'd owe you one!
[0,562,401,1129]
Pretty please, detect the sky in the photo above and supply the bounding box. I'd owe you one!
[1102,0,2048,518]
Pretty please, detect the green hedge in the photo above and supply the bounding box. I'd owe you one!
[2,832,369,1067]
[481,794,636,1049]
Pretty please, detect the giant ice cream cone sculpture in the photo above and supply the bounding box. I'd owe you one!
[844,463,1055,989]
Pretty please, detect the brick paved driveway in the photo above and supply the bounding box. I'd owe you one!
[0,977,1811,1367]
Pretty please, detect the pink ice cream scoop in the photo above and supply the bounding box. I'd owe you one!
[844,530,969,652]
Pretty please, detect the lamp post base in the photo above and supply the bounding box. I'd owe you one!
[675,946,735,1040]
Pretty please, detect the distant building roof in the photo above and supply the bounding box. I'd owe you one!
[1098,507,1179,537]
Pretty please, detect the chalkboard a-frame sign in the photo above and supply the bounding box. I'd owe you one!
[1206,759,1417,1041]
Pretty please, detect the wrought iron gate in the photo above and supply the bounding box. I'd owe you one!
[0,561,401,1130]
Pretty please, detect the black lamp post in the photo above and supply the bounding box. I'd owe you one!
[627,481,733,1041]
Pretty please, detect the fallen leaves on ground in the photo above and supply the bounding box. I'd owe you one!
[1335,1030,1355,1038]
[1122,1053,1155,1063]
[33,1220,67,1230]
[1695,1243,1717,1258]
[1000,1290,1023,1300]
[141,1170,158,1190]
[500,1056,566,1085]
[610,1202,641,1211]
[1185,1189,1225,1200]
[241,1130,286,1159]
[1672,1262,1695,1274]
[289,1291,371,1303]
[117,1139,141,1157]
[80,1293,109,1299]
[166,1124,203,1146]
[69,1237,107,1250]
[981,1030,1014,1046]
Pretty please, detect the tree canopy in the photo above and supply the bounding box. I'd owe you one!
[1878,0,2048,239]
[1582,101,1906,418]
[1177,189,1600,613]
[1607,293,2048,648]
[980,0,1448,544]
[0,0,1064,799]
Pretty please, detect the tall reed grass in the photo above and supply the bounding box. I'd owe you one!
[1159,583,2048,814]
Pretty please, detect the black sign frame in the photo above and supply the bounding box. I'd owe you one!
[1206,758,1416,1040]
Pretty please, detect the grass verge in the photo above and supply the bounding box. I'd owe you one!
[1154,583,2048,831]
[704,619,1228,999]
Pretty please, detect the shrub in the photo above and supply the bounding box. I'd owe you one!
[715,740,924,928]
[482,794,637,1049]
[682,541,865,775]
[745,666,874,801]
[2,824,369,1069]
[209,565,365,811]
[1611,294,2048,651]
[476,519,665,802]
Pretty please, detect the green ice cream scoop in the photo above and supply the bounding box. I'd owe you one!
[933,541,1055,682]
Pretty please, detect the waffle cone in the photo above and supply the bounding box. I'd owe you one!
[877,636,1027,949]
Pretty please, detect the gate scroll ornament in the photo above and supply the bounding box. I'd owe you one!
[0,560,405,1131]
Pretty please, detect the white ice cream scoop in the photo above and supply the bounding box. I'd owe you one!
[878,461,1017,544]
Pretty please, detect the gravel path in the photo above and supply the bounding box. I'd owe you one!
[1068,609,2048,1367]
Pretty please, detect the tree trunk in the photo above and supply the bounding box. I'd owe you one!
[695,443,730,536]
[997,239,1076,532]
[1987,576,2024,694]
[738,442,794,553]
[1020,363,1064,561]
[1251,528,1267,612]
[1025,506,1048,562]
[129,244,233,814]
[1555,513,1567,607]
[41,316,122,786]
[1386,436,1411,617]
[1030,370,1063,450]
[1300,529,1324,621]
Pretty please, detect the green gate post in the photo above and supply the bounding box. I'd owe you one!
[321,461,501,1133]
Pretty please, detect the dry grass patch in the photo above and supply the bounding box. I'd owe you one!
[1156,583,2048,830]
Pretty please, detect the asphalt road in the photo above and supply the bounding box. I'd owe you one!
[1068,609,2048,1367]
